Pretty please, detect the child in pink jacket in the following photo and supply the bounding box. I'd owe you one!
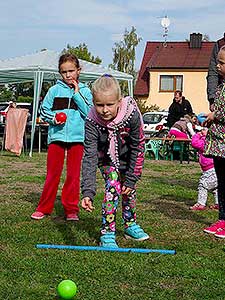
[190,128,218,210]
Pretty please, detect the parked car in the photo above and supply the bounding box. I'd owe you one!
[0,102,9,124]
[0,102,31,124]
[143,111,169,138]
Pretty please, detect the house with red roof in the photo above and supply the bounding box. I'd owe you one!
[134,33,215,113]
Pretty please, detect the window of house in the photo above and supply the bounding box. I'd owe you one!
[159,75,183,92]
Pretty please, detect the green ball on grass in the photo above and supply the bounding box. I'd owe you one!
[57,279,77,299]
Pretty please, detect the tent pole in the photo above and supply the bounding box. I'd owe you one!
[128,79,133,97]
[29,70,44,157]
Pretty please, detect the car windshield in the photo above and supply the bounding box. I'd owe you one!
[0,104,8,111]
[143,114,164,124]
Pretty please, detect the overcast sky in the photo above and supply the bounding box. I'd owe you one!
[1,0,224,69]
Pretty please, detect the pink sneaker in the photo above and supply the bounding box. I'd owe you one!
[66,213,79,221]
[214,228,225,238]
[190,203,206,211]
[209,204,219,210]
[203,220,225,234]
[31,211,46,220]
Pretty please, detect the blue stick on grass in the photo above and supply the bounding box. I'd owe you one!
[36,244,176,255]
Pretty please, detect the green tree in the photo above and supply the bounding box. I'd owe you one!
[0,86,13,102]
[109,26,142,94]
[6,81,52,103]
[10,82,33,99]
[135,97,160,114]
[62,43,102,64]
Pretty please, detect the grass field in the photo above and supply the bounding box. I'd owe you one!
[1,151,225,299]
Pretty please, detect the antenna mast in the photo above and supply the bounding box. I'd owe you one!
[161,16,170,47]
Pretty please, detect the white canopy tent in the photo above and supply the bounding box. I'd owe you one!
[0,50,133,156]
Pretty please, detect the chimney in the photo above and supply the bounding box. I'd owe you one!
[189,33,202,48]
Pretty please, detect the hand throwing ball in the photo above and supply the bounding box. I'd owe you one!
[57,279,77,299]
[55,112,67,123]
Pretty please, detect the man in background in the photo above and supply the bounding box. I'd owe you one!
[167,90,193,128]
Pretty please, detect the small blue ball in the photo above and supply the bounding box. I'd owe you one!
[197,113,206,124]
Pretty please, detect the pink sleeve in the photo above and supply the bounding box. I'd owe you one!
[191,133,204,151]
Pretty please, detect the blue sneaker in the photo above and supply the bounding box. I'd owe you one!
[100,232,118,248]
[124,224,149,241]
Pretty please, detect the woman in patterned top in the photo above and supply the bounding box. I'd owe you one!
[203,45,225,238]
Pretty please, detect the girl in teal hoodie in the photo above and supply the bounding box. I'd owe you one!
[31,53,93,221]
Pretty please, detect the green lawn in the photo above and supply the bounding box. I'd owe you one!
[0,152,225,299]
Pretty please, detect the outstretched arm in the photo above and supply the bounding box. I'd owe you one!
[207,43,219,111]
[81,120,99,202]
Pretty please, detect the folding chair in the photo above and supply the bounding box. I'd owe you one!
[145,139,162,160]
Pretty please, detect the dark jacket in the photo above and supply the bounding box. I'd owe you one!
[207,34,225,104]
[81,110,145,201]
[167,97,193,128]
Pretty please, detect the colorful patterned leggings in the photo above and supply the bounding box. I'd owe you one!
[99,165,136,234]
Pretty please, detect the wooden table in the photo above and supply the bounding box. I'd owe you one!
[145,137,192,163]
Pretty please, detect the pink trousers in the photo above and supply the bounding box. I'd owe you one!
[37,142,84,215]
[168,129,188,139]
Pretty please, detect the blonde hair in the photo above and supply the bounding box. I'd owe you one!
[92,74,121,100]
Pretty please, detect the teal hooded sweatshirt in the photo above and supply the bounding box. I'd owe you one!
[40,80,93,144]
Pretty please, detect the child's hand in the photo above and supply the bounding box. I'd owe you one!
[54,118,66,125]
[71,79,79,93]
[81,197,95,212]
[121,186,133,195]
[203,112,215,127]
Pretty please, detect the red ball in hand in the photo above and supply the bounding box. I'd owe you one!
[55,112,67,123]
